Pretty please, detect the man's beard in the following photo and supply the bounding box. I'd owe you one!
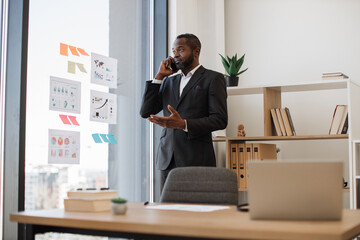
[176,52,194,70]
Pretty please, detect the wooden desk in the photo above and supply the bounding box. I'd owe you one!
[10,202,360,240]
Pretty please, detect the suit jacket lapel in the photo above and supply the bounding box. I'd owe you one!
[171,74,181,103]
[177,66,205,107]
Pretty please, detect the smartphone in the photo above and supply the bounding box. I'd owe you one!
[170,61,178,72]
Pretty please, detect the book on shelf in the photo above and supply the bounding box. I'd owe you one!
[270,109,282,136]
[329,105,347,135]
[339,113,348,134]
[280,108,293,136]
[322,72,349,80]
[275,108,287,136]
[285,107,296,135]
[67,189,117,199]
[64,198,112,212]
[337,105,348,134]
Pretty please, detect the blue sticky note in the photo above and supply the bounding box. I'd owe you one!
[100,134,110,143]
[107,134,117,144]
[92,134,102,143]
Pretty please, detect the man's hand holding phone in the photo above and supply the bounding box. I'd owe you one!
[154,57,178,80]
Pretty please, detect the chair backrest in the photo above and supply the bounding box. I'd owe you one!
[160,167,238,205]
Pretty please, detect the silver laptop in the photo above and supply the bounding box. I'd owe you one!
[247,161,343,220]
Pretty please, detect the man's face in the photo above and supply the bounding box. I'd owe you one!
[172,38,196,70]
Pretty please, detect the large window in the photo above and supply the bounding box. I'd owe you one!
[25,0,152,210]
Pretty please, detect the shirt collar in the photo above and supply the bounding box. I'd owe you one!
[181,64,201,78]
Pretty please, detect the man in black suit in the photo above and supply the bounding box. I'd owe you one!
[140,33,227,192]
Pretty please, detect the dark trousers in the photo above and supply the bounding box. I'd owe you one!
[160,155,177,194]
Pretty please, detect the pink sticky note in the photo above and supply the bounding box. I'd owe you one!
[68,116,80,126]
[59,115,71,125]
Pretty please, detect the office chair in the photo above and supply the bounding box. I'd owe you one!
[160,167,238,205]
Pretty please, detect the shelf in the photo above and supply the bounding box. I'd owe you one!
[239,187,350,192]
[227,80,349,96]
[214,134,348,142]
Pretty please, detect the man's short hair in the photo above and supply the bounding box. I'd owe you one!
[176,33,201,50]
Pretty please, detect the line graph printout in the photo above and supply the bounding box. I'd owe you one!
[90,90,117,124]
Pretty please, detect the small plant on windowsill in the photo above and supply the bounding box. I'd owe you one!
[111,197,128,215]
[219,53,248,87]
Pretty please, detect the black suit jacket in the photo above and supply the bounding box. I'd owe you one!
[140,66,228,170]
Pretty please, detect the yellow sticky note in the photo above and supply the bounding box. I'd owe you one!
[68,61,76,74]
[76,63,87,73]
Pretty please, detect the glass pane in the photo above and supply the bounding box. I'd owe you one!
[25,0,151,211]
[25,0,110,210]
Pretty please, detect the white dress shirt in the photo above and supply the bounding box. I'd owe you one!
[152,65,202,131]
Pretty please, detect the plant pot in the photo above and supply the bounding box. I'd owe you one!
[225,76,239,87]
[111,202,127,215]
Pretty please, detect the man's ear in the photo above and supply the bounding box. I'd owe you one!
[194,47,200,58]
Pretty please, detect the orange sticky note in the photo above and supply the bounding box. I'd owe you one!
[77,48,89,56]
[68,45,80,56]
[60,43,68,56]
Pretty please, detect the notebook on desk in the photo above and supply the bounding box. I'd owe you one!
[247,161,343,220]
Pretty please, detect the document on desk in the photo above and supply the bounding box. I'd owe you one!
[146,204,229,212]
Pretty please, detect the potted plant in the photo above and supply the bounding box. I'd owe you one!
[219,53,248,87]
[111,197,127,215]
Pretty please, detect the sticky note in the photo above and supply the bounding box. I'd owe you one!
[68,61,76,74]
[100,134,110,143]
[68,116,80,126]
[60,43,68,56]
[92,134,102,143]
[68,45,80,56]
[76,63,87,73]
[59,114,71,125]
[77,48,89,56]
[107,134,117,144]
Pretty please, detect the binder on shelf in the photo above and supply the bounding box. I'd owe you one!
[243,143,253,189]
[270,108,282,136]
[276,108,287,136]
[280,108,293,136]
[253,143,277,160]
[230,143,278,190]
[238,143,246,189]
[285,107,296,135]
[230,143,238,176]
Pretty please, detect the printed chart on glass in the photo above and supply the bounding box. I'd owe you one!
[49,76,81,114]
[91,52,117,88]
[48,129,80,164]
[90,90,117,124]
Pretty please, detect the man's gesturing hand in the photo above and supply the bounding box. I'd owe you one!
[147,105,186,130]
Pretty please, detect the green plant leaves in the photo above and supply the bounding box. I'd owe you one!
[219,53,248,76]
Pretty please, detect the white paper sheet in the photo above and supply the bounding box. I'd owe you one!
[91,52,117,88]
[146,204,230,212]
[90,90,117,124]
[48,129,80,164]
[49,76,81,114]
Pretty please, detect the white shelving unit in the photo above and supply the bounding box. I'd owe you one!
[221,79,360,209]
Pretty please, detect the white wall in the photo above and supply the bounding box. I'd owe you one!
[225,0,360,85]
[168,1,356,206]
[168,0,225,72]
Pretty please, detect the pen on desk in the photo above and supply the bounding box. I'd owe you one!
[144,201,149,206]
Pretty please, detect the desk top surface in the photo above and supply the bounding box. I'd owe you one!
[10,202,360,240]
